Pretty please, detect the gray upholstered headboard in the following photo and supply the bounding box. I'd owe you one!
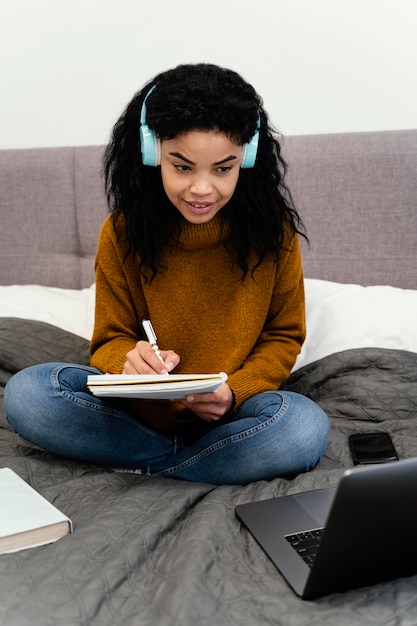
[0,129,416,290]
[284,129,417,289]
[0,146,108,289]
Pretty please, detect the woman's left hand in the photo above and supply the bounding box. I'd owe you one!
[180,383,234,422]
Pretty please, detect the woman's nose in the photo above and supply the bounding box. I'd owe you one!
[189,175,213,195]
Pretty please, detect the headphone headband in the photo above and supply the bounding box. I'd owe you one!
[139,85,260,168]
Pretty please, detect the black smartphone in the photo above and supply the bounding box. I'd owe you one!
[349,432,399,465]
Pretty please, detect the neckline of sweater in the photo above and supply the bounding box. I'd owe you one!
[175,214,231,251]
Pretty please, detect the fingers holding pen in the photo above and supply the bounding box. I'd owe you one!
[137,318,179,374]
[123,341,180,375]
[159,349,180,373]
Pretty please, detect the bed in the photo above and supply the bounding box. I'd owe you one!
[0,129,416,625]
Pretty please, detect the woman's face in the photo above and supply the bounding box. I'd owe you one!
[160,130,242,224]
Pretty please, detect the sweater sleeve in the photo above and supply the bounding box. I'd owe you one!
[89,216,146,373]
[226,232,306,409]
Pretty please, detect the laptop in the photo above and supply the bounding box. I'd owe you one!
[235,457,417,600]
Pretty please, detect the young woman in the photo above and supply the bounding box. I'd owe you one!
[5,63,329,484]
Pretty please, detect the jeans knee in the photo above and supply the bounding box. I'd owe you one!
[5,363,63,437]
[5,367,37,431]
[267,392,329,471]
[5,368,26,413]
[292,395,330,466]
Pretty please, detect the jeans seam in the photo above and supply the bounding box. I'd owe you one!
[152,392,290,477]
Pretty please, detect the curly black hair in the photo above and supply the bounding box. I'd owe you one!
[104,63,306,279]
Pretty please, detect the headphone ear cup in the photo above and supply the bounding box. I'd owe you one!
[139,84,160,166]
[140,124,160,166]
[241,127,259,169]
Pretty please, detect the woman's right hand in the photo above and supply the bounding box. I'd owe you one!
[122,340,180,375]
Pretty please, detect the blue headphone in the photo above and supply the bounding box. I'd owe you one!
[139,86,160,167]
[139,85,260,168]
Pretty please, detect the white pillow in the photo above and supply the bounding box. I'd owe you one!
[293,279,417,371]
[1,280,416,368]
[0,284,95,340]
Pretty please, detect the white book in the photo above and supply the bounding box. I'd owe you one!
[0,468,73,554]
[87,372,228,400]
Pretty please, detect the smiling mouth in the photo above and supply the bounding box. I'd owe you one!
[185,201,214,214]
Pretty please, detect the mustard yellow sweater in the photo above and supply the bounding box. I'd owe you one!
[90,213,306,434]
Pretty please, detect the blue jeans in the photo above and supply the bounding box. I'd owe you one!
[4,363,330,485]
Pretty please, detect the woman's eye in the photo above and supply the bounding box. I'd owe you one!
[174,164,190,172]
[216,166,232,174]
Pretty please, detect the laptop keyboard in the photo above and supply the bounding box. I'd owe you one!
[285,528,325,568]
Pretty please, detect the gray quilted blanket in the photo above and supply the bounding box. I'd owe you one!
[1,317,417,626]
